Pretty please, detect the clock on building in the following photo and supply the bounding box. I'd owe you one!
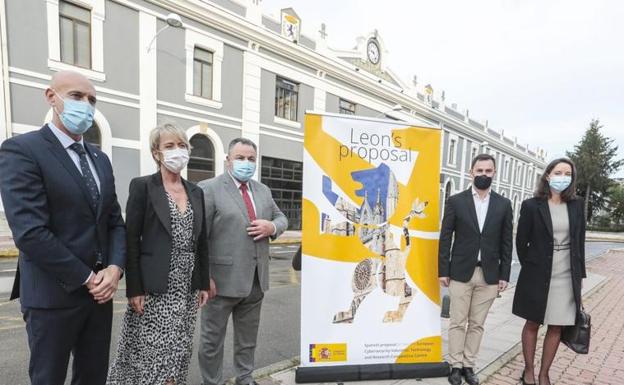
[366,39,381,65]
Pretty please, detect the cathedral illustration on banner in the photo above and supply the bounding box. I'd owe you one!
[320,164,428,324]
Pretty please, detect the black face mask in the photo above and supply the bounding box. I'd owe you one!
[473,175,492,190]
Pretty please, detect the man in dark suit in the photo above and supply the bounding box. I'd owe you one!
[0,71,126,385]
[438,154,513,385]
[197,138,288,385]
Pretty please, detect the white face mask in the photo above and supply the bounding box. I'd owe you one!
[160,148,189,174]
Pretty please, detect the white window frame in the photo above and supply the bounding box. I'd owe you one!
[181,125,226,180]
[515,164,523,185]
[46,0,105,81]
[339,98,356,115]
[274,76,301,127]
[526,168,534,188]
[185,29,223,109]
[503,158,510,181]
[467,143,478,171]
[447,133,458,167]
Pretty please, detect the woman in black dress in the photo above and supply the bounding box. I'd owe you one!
[513,158,586,385]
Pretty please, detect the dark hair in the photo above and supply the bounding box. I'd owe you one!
[534,158,577,202]
[228,137,257,154]
[471,153,496,170]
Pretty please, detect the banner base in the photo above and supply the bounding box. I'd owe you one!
[295,362,450,383]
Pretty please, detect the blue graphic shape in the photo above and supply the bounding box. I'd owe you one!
[322,175,339,206]
[351,164,390,220]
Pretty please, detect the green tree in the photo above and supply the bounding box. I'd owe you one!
[566,119,623,221]
[608,183,624,225]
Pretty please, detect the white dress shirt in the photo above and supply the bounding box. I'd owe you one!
[472,187,491,262]
[48,121,101,192]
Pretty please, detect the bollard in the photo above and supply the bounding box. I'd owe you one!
[440,294,451,318]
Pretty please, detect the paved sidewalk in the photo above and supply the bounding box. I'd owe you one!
[258,258,610,385]
[483,249,624,385]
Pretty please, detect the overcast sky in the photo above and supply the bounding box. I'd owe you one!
[261,0,624,177]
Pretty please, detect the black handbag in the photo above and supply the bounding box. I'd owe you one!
[561,307,591,354]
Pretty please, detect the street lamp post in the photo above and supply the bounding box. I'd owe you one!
[146,13,184,53]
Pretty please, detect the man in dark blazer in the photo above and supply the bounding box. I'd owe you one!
[438,154,513,385]
[197,138,288,385]
[0,71,126,385]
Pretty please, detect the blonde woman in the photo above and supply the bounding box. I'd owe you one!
[108,123,215,385]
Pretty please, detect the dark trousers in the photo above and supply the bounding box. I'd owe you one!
[23,300,113,385]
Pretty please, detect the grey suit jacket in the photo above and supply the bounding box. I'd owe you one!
[198,173,288,298]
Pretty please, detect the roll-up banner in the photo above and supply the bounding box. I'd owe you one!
[296,112,448,382]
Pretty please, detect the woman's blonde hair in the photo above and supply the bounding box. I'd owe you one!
[149,123,191,165]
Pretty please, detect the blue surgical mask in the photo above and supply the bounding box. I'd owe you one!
[549,175,572,193]
[53,90,95,135]
[232,160,256,182]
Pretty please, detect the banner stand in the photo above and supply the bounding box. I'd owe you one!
[295,362,450,383]
[299,113,446,379]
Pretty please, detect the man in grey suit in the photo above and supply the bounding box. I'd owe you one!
[198,137,288,385]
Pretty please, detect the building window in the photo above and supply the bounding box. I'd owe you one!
[193,47,213,99]
[515,164,523,184]
[261,156,302,230]
[468,145,478,171]
[527,169,534,188]
[59,1,91,68]
[447,138,457,166]
[187,134,215,183]
[339,99,356,115]
[185,29,224,108]
[503,159,510,181]
[275,77,299,121]
[84,122,101,149]
[444,180,453,202]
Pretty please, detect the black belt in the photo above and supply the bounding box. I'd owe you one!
[476,261,482,267]
[554,243,570,252]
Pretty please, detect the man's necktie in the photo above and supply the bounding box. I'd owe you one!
[239,183,256,221]
[69,142,100,210]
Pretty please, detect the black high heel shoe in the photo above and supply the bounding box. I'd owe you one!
[520,369,536,385]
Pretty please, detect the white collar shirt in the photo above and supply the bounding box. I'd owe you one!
[472,186,491,261]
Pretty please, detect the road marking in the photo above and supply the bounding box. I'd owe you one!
[271,245,299,250]
[0,269,16,273]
